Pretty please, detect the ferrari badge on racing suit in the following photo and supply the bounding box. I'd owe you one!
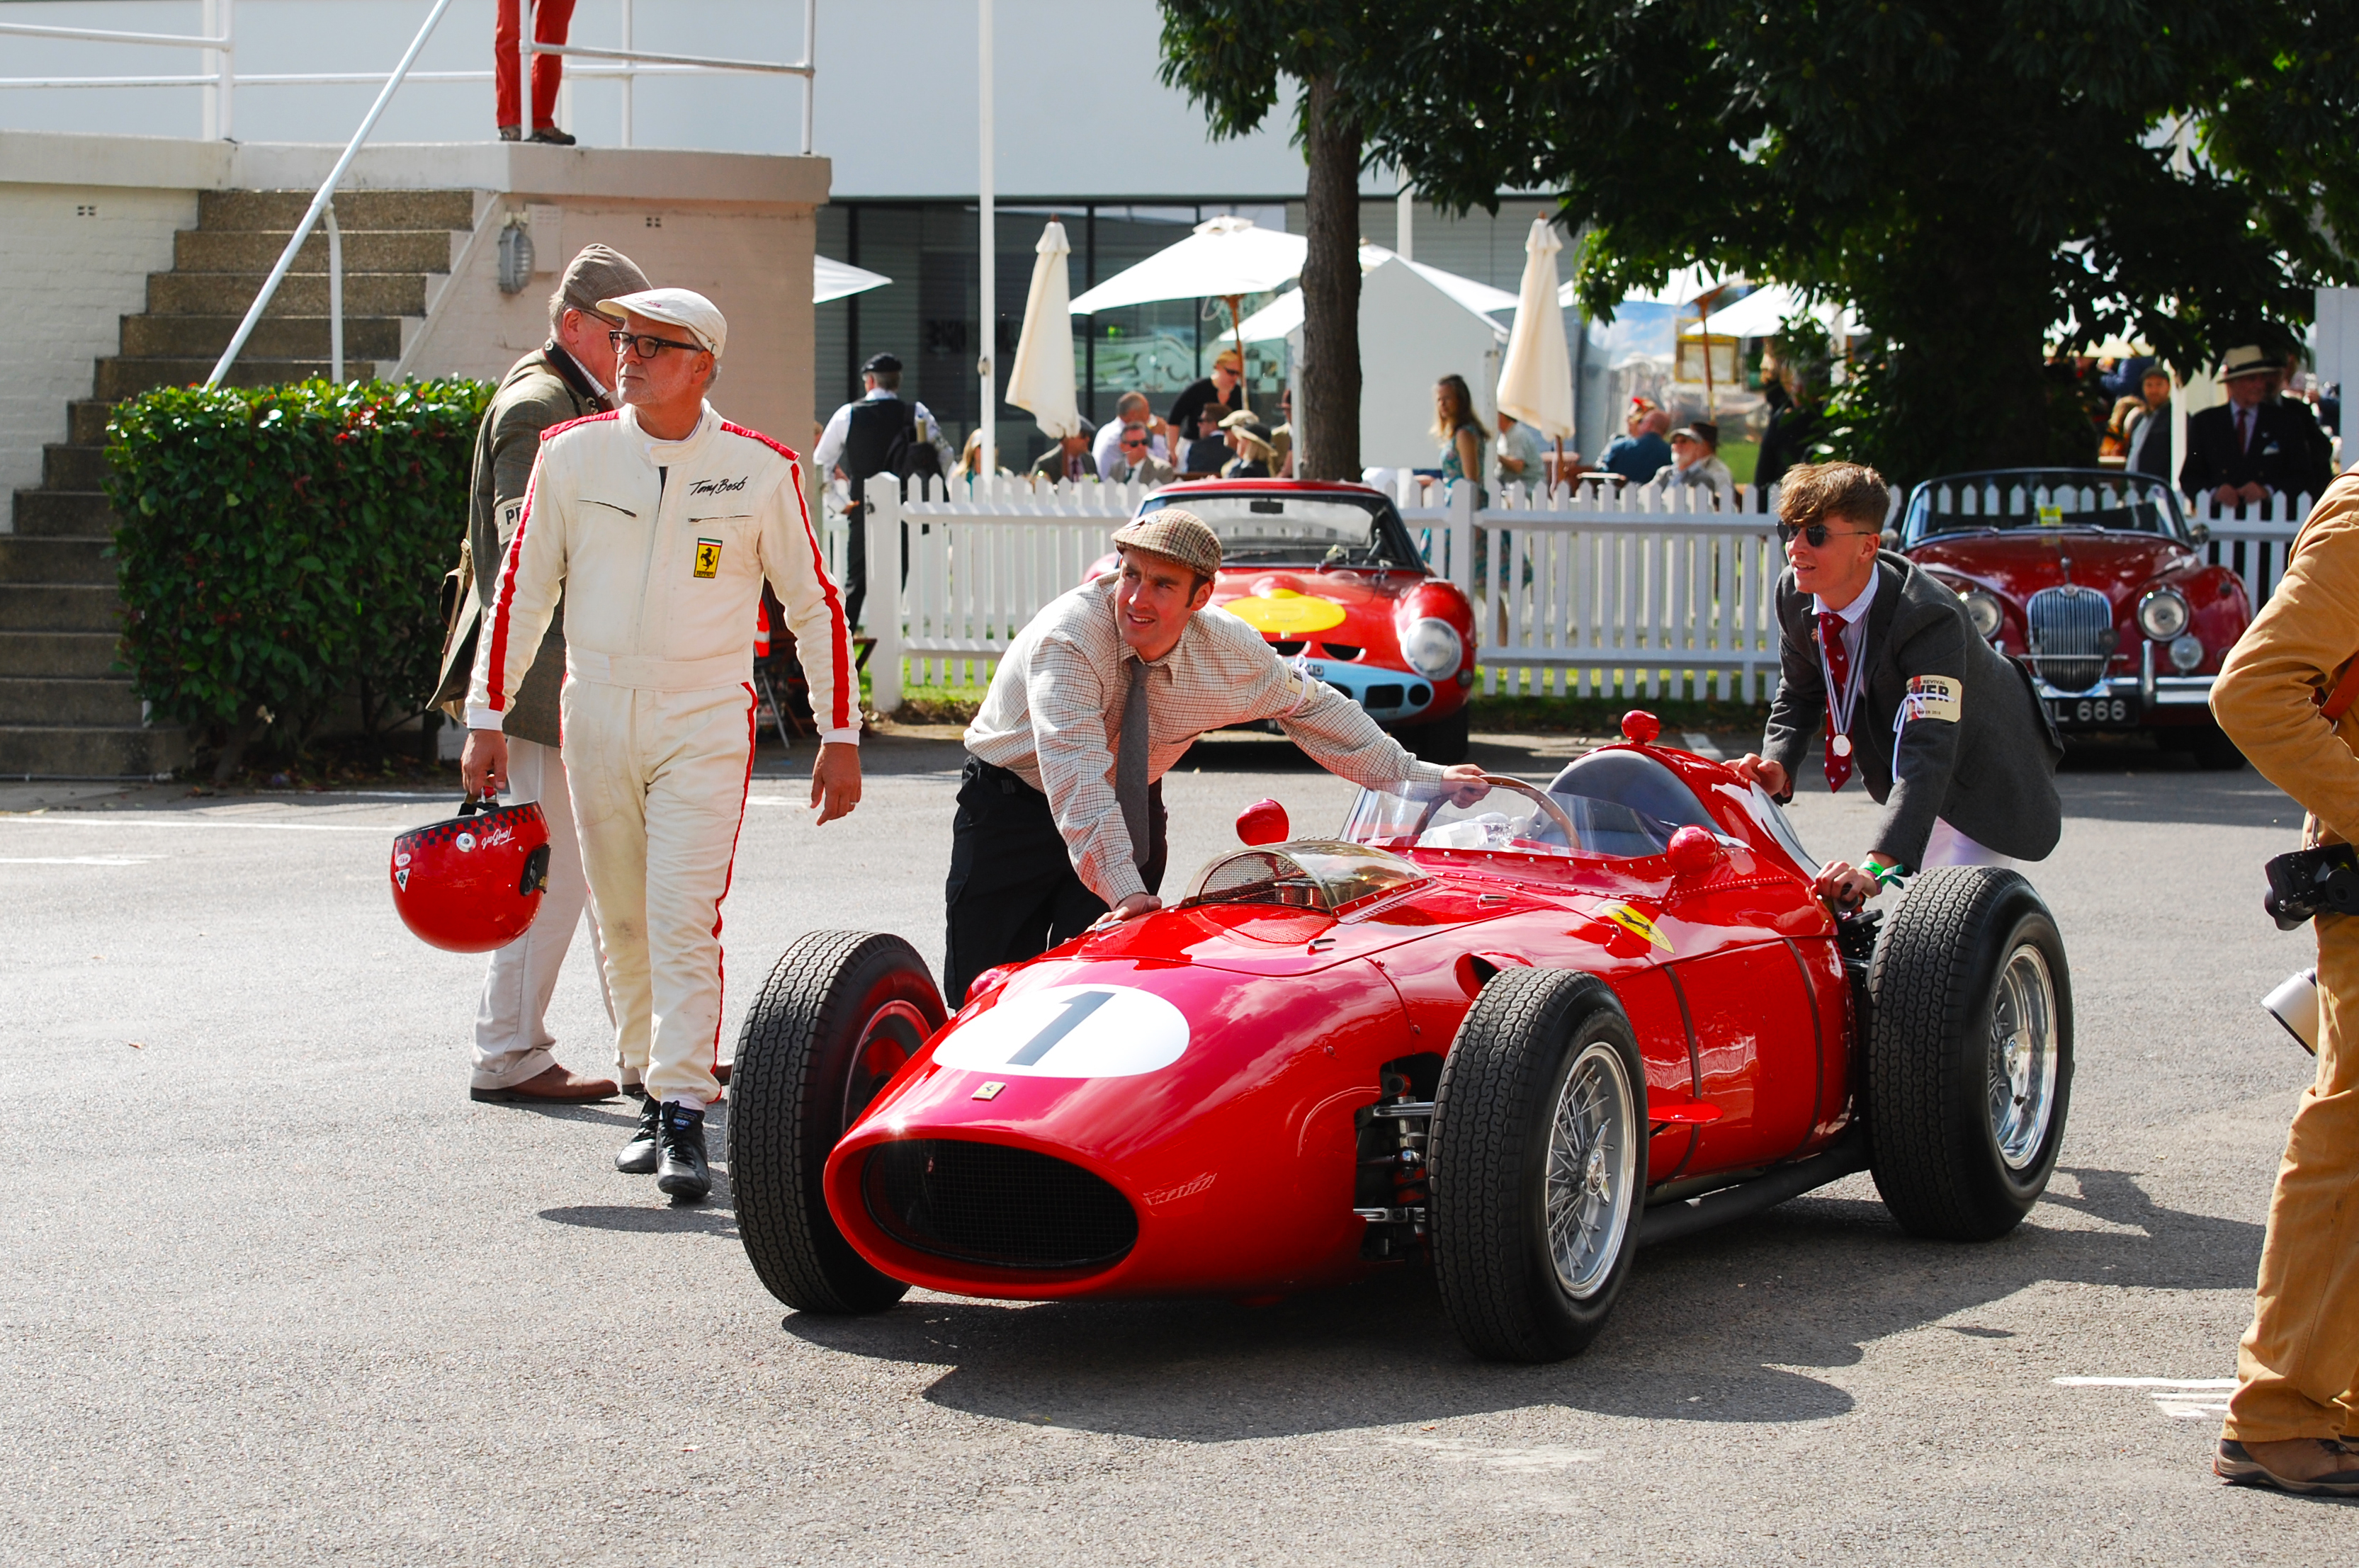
[389,797,553,953]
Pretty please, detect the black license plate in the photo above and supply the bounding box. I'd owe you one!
[2047,695,2137,727]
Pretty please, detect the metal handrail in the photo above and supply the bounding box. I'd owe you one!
[206,0,458,387]
[0,1,819,153]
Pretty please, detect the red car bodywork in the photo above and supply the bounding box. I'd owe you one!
[1089,479,1478,736]
[820,728,1853,1302]
[1900,470,2251,736]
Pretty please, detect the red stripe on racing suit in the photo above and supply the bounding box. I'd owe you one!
[482,409,621,715]
[719,420,855,734]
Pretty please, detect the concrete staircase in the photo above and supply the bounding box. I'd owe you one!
[2,188,475,777]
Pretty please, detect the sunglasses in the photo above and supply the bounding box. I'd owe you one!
[1121,434,1149,447]
[609,329,706,360]
[1777,521,1879,548]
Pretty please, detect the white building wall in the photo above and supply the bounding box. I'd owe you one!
[0,182,194,509]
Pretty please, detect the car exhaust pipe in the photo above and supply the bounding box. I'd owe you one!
[1639,1133,1868,1249]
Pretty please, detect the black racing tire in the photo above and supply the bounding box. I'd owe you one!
[729,930,943,1314]
[1397,704,1472,766]
[1865,868,2074,1241]
[1430,969,1648,1363]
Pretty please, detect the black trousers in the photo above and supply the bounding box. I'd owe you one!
[941,756,1165,1009]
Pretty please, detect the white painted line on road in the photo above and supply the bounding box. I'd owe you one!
[1682,732,1725,760]
[0,855,162,865]
[2054,1377,2237,1388]
[2056,1375,2237,1423]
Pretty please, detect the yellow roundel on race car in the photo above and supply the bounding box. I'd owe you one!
[1226,586,1348,637]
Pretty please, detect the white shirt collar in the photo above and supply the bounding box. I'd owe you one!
[1814,560,1879,625]
[623,400,718,460]
[550,343,610,401]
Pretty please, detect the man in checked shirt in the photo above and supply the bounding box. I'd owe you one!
[945,508,1489,1006]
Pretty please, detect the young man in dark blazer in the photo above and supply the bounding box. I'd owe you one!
[1736,462,2064,907]
[2179,344,2333,509]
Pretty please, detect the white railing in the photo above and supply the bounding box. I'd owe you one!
[0,0,818,152]
[844,473,2329,715]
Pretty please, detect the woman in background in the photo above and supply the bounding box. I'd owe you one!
[1433,375,1488,503]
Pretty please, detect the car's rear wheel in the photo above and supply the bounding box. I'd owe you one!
[1865,868,2073,1240]
[729,930,942,1313]
[1430,969,1646,1362]
[1396,703,1471,765]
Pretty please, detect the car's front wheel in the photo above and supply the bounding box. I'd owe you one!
[730,930,943,1314]
[1865,868,2073,1239]
[1430,969,1647,1362]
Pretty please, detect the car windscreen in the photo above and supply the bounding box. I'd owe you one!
[1341,774,1705,860]
[1905,472,2184,544]
[1149,493,1416,568]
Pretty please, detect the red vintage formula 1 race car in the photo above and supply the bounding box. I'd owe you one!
[727,714,2073,1361]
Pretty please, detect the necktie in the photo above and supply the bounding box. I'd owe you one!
[1819,610,1855,792]
[1117,660,1152,870]
[2237,407,2251,453]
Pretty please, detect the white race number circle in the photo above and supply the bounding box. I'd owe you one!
[932,984,1189,1079]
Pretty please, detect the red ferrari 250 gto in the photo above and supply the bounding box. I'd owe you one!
[726,714,2074,1362]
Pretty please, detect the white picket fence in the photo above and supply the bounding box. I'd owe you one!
[822,474,2317,713]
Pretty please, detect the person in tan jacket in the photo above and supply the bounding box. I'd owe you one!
[431,244,649,1106]
[2207,468,2359,1496]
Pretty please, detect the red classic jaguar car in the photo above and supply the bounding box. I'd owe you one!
[727,714,2074,1362]
[1085,479,1478,763]
[1897,468,2252,768]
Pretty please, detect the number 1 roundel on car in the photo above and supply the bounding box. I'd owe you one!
[932,984,1190,1079]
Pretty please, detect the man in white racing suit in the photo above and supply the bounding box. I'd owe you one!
[463,287,861,1200]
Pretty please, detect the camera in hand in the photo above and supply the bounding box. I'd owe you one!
[2263,841,2359,930]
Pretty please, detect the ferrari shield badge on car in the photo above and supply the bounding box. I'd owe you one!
[1597,901,1673,951]
[932,984,1189,1079]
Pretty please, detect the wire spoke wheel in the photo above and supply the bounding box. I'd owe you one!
[1986,944,2059,1171]
[1544,1042,1636,1299]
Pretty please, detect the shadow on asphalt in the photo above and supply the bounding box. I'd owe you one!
[539,1201,738,1236]
[777,1165,2260,1442]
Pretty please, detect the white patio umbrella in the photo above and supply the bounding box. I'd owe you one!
[1005,219,1081,440]
[1679,283,1803,339]
[1495,219,1576,467]
[814,255,892,305]
[1232,247,1521,341]
[1068,215,1311,411]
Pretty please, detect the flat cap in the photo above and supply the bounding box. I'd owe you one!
[1112,508,1222,579]
[558,244,650,321]
[600,286,727,358]
[861,351,903,375]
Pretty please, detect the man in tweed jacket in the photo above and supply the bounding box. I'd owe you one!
[430,243,648,1104]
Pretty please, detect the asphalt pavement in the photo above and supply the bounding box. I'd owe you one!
[1,728,2349,1564]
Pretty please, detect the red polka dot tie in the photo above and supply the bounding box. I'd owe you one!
[1819,610,1854,792]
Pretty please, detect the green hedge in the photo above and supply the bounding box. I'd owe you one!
[103,377,491,751]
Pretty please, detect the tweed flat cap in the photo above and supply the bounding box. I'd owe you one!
[1112,508,1222,579]
[558,244,651,322]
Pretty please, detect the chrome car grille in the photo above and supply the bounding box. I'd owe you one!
[2025,586,2113,693]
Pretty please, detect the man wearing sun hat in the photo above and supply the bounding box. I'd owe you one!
[462,285,861,1201]
[943,508,1488,1006]
[2181,344,2333,511]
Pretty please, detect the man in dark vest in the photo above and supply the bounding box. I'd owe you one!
[429,242,649,1104]
[813,352,954,629]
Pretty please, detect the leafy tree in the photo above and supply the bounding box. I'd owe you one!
[1345,0,2359,484]
[1158,4,1382,480]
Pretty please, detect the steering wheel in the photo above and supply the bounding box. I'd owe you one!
[1410,773,1582,849]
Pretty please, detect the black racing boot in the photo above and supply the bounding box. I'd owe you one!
[655,1102,711,1200]
[615,1091,662,1175]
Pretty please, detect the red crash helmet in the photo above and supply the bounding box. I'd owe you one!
[389,798,552,954]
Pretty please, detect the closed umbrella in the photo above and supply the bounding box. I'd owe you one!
[1005,219,1080,441]
[1497,218,1576,486]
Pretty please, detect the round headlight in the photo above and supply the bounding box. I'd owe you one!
[2169,633,2205,671]
[1402,618,1464,679]
[1962,589,2003,641]
[2139,589,2191,641]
